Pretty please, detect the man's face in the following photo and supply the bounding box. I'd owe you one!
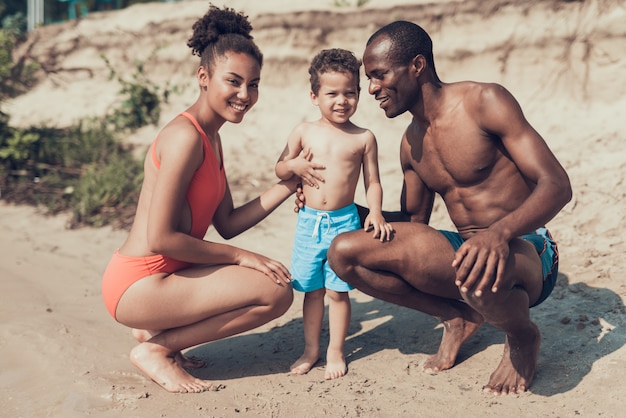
[363,36,416,118]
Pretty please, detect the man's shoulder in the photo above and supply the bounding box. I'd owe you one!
[447,80,505,97]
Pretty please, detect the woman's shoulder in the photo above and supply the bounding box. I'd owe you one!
[155,115,204,163]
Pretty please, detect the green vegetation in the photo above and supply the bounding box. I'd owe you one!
[333,0,371,7]
[0,17,172,229]
[103,51,177,132]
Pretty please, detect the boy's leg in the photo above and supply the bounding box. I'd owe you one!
[290,288,325,374]
[325,289,351,380]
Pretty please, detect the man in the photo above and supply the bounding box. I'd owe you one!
[311,21,571,395]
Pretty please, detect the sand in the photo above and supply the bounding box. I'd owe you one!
[1,0,625,416]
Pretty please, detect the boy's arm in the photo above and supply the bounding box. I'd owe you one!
[361,131,394,241]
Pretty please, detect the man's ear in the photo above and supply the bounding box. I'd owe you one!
[411,54,426,77]
[197,65,209,90]
[310,90,319,106]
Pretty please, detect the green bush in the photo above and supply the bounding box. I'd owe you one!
[71,151,143,228]
[0,118,143,228]
[0,43,177,229]
[103,52,174,131]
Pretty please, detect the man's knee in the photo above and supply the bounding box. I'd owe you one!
[327,233,354,274]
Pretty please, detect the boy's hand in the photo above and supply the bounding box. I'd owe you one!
[364,213,394,242]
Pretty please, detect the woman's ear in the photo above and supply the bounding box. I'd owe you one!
[197,65,209,90]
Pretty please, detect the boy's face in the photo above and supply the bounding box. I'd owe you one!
[311,71,359,125]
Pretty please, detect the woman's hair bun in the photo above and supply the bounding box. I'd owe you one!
[188,5,253,57]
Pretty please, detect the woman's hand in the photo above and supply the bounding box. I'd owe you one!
[237,249,293,285]
[289,149,325,189]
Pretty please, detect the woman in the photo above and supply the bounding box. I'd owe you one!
[101,5,296,393]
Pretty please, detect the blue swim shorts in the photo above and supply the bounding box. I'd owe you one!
[439,227,559,307]
[290,203,361,293]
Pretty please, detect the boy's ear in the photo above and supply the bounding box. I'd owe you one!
[310,90,319,106]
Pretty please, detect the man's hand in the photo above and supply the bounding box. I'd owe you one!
[451,230,509,296]
[294,183,305,213]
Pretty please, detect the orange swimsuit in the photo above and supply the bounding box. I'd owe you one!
[101,112,227,320]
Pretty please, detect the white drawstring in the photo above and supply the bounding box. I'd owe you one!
[312,212,331,238]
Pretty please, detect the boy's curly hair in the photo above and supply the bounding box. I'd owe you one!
[308,48,361,95]
[187,5,263,72]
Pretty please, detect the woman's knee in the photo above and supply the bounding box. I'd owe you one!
[269,283,294,316]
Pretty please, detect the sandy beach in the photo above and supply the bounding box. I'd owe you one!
[1,0,625,416]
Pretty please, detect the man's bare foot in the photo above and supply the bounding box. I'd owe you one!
[423,304,484,373]
[290,347,320,375]
[324,348,347,380]
[483,322,540,395]
[130,341,213,393]
[132,329,205,369]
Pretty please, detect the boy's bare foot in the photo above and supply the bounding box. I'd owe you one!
[130,341,213,393]
[483,322,540,395]
[132,329,205,369]
[324,348,347,380]
[290,347,320,375]
[423,304,484,373]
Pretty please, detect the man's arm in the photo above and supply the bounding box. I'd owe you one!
[453,83,571,295]
[479,84,571,241]
[354,131,435,225]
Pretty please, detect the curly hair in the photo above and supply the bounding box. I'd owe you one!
[367,21,440,82]
[308,48,361,95]
[187,5,263,72]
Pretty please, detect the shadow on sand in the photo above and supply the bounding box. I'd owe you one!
[187,272,624,396]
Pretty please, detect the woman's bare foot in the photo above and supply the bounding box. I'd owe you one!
[483,322,540,395]
[290,347,320,375]
[324,348,347,380]
[132,329,206,369]
[130,341,213,393]
[423,305,484,373]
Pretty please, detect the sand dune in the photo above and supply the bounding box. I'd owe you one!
[1,0,625,416]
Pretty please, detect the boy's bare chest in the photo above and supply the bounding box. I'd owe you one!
[304,136,364,164]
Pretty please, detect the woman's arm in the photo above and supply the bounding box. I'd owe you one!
[212,177,298,239]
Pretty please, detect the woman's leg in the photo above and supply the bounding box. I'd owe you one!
[325,289,350,380]
[290,288,325,375]
[115,264,293,393]
[132,329,205,369]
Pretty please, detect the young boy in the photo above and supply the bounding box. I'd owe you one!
[276,48,393,380]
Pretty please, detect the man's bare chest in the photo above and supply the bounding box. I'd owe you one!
[408,129,500,189]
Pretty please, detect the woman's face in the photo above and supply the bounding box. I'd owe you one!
[203,52,261,124]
